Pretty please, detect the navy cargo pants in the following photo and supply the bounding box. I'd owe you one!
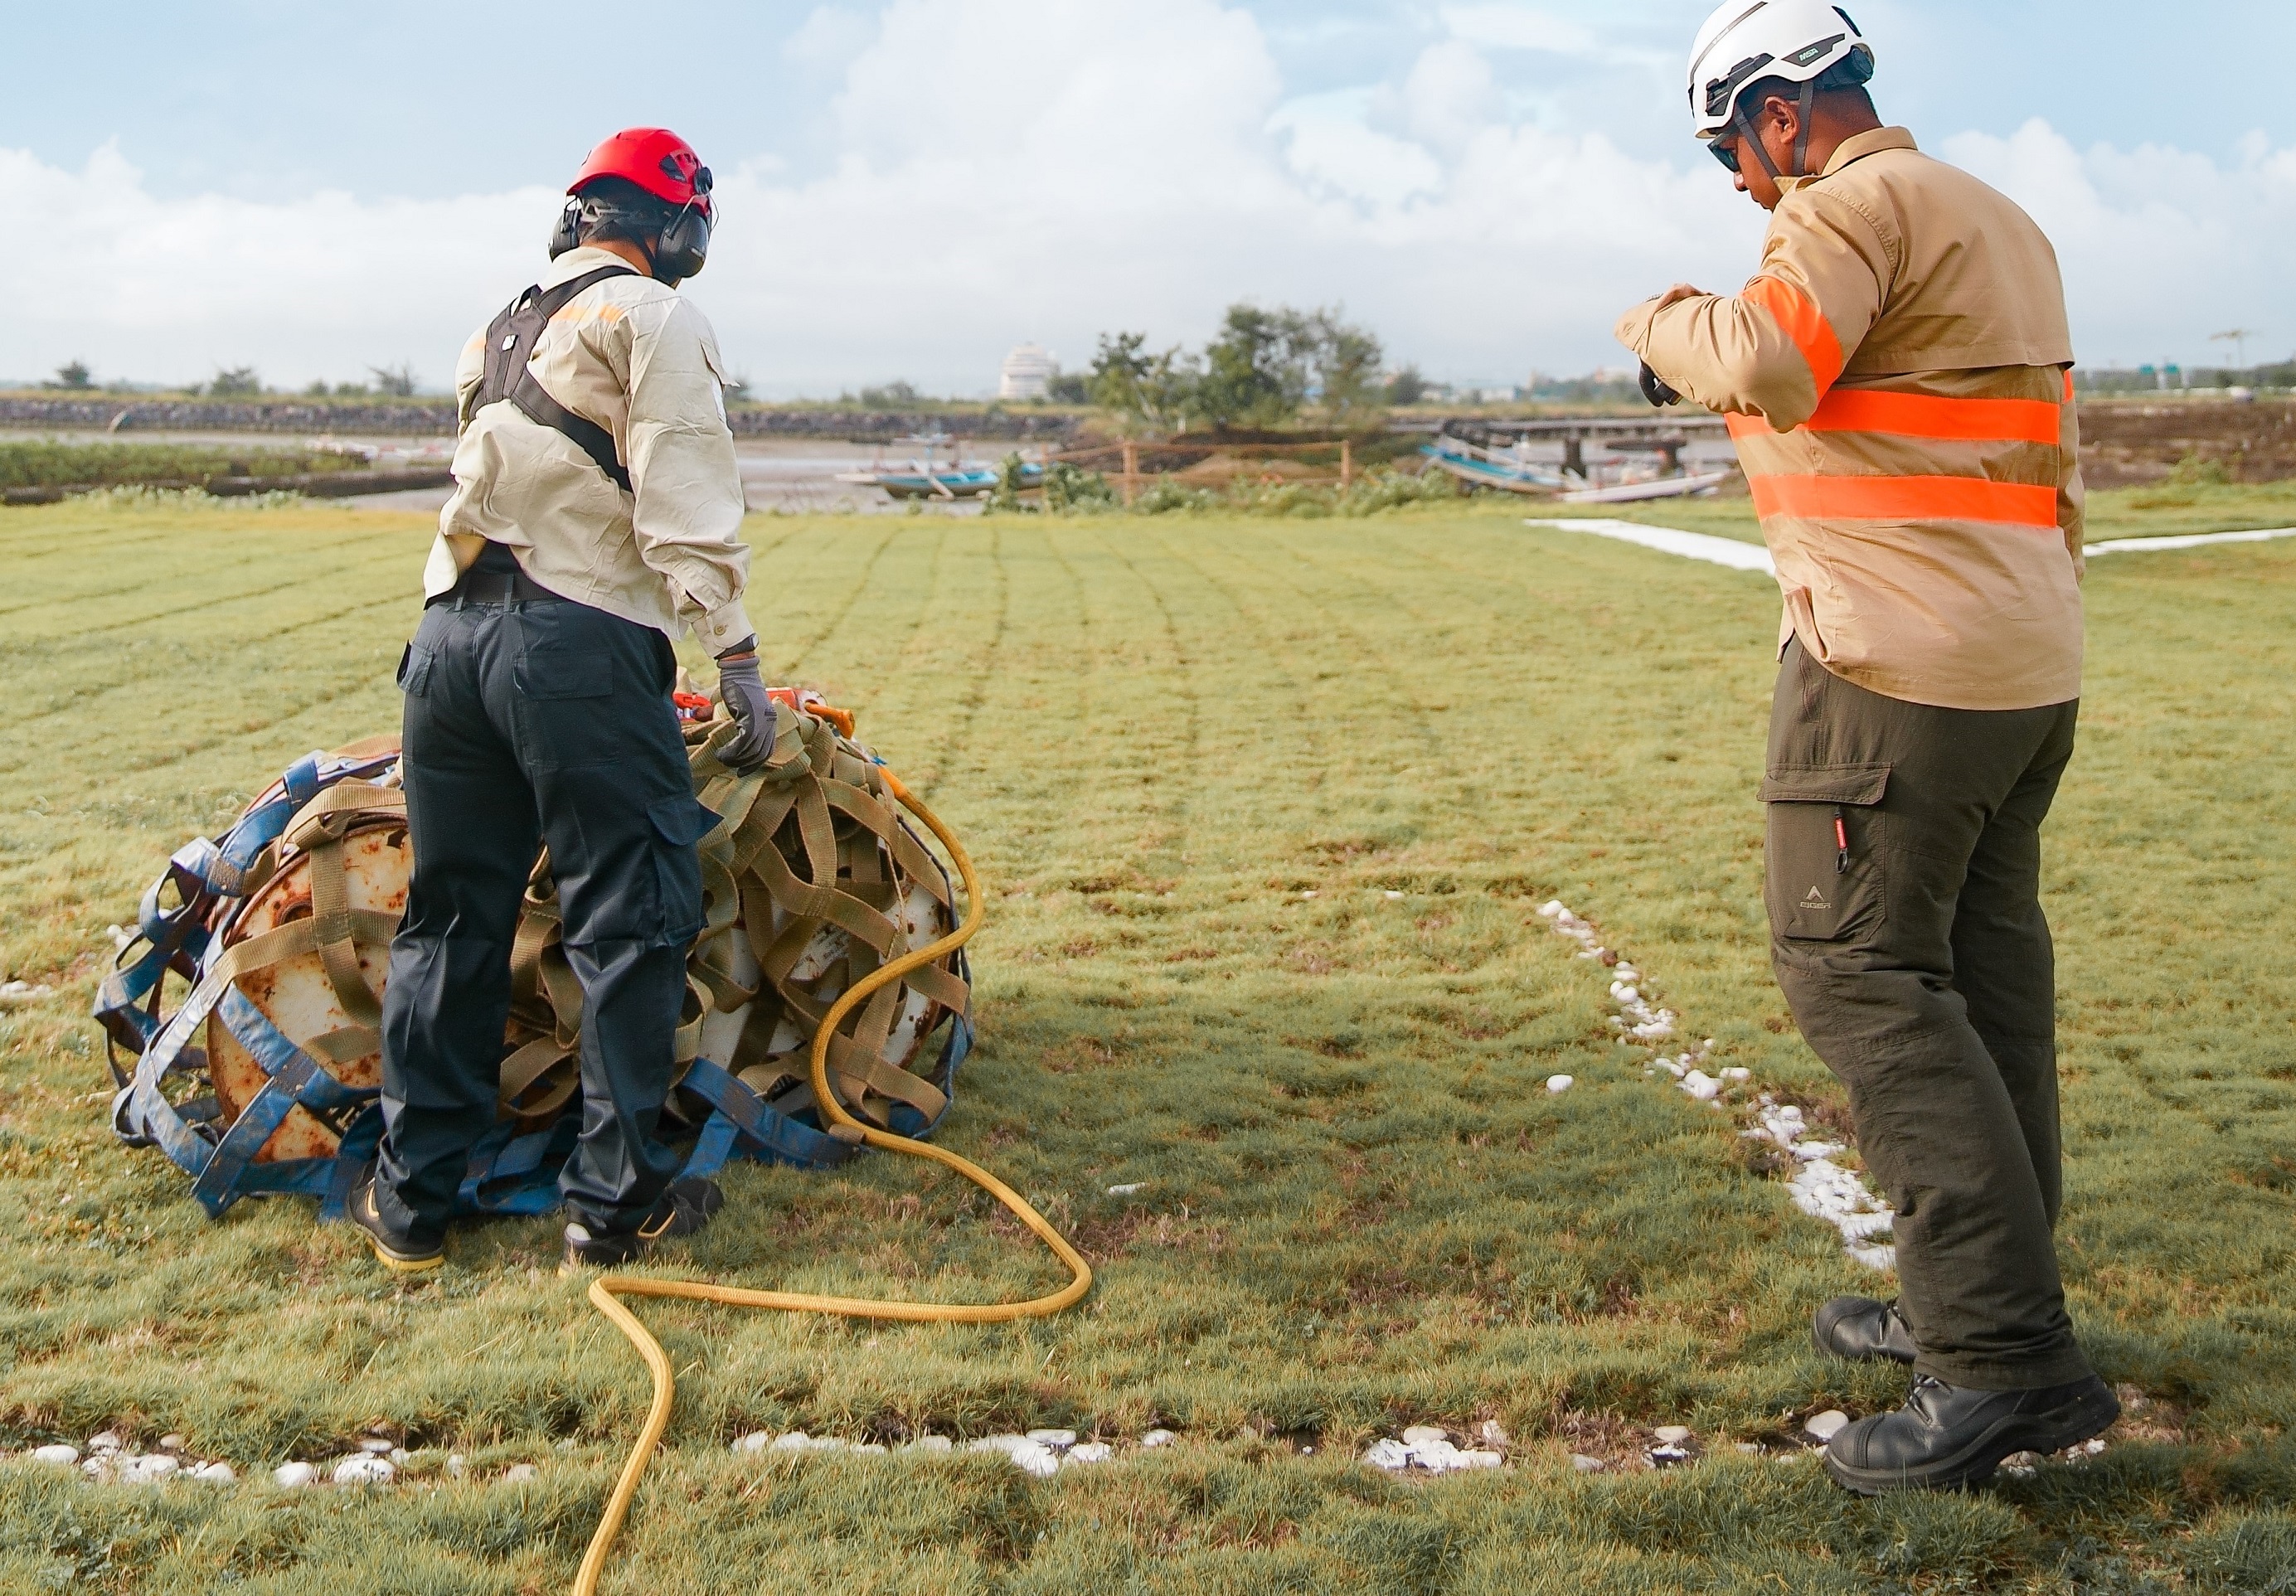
[374,553,711,1237]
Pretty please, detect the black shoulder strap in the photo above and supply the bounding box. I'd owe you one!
[477,264,641,492]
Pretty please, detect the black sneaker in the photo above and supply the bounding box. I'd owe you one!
[561,1178,725,1270]
[347,1162,444,1274]
[1825,1373,2120,1495]
[1813,1296,1919,1364]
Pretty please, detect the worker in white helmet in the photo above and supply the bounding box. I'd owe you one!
[1615,1,2117,1493]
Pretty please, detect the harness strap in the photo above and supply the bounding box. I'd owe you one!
[479,265,640,492]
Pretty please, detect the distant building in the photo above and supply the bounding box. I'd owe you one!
[999,342,1056,400]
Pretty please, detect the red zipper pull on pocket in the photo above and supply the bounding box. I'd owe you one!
[1833,808,1850,875]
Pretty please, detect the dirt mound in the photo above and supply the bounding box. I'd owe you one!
[2080,399,2296,486]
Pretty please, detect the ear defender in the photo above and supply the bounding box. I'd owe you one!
[548,197,584,260]
[652,167,714,284]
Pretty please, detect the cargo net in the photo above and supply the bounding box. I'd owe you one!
[97,693,972,1219]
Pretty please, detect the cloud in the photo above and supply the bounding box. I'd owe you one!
[1940,119,2296,365]
[0,3,2285,394]
[1439,6,1600,56]
[1269,91,1444,207]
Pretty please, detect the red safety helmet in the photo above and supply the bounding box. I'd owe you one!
[568,127,713,221]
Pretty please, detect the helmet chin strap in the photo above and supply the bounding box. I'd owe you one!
[1733,76,1819,183]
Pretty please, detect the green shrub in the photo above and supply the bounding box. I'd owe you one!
[0,442,369,491]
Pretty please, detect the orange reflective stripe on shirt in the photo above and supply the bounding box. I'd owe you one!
[1748,473,2059,526]
[1742,276,1845,396]
[2062,369,2075,404]
[1730,389,2063,444]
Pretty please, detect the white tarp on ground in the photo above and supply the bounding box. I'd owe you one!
[1530,517,2296,570]
[2084,526,2296,555]
[1523,518,1776,572]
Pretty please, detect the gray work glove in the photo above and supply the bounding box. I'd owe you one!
[712,648,780,772]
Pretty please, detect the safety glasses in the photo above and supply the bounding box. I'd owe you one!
[1707,133,1742,174]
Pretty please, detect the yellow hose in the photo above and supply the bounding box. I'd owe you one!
[570,767,1090,1596]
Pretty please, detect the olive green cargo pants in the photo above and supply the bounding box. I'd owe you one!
[1764,640,2092,1390]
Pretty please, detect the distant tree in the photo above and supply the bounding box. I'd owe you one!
[1046,370,1090,405]
[368,363,418,397]
[1193,303,1385,430]
[859,380,922,408]
[1311,309,1386,422]
[1088,332,1198,435]
[208,366,262,397]
[52,360,94,391]
[1384,365,1429,405]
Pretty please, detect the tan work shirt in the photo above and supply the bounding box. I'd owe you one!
[427,246,754,654]
[1617,128,2084,711]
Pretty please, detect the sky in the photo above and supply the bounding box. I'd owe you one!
[2,1,2292,396]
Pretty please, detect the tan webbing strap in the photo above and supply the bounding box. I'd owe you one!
[305,833,381,1026]
[730,788,799,875]
[303,1026,382,1068]
[673,978,708,1065]
[539,946,585,1045]
[284,782,405,850]
[794,782,837,889]
[900,960,970,1016]
[747,841,903,956]
[499,1037,579,1121]
[206,910,402,988]
[820,1030,948,1122]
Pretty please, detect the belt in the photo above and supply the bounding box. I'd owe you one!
[430,564,567,608]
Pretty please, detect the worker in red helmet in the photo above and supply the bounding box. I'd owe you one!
[350,129,790,1274]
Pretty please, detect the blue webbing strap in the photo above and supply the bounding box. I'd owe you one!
[679,1056,857,1172]
[456,1115,583,1216]
[96,746,342,1055]
[187,992,380,1216]
[677,1108,741,1181]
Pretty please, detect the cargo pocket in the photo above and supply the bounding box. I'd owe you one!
[512,640,616,769]
[645,793,717,946]
[396,642,434,697]
[1761,763,1888,943]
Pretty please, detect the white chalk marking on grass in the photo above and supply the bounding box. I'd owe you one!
[1536,900,1896,1272]
[2084,526,2296,555]
[1524,518,1775,573]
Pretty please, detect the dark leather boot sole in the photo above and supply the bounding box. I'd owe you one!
[1825,1379,2120,1496]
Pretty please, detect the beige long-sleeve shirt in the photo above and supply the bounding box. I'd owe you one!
[1616,128,2084,711]
[426,246,755,653]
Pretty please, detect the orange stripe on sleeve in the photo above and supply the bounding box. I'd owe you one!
[1748,474,2060,526]
[1741,276,1845,396]
[1731,390,2063,444]
[2062,369,2075,404]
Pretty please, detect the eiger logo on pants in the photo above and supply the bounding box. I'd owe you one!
[1803,885,1832,910]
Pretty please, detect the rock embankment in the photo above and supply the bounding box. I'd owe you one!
[0,396,1088,444]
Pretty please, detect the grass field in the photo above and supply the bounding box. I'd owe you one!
[0,491,2292,1593]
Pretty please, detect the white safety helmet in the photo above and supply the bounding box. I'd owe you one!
[1687,0,1874,176]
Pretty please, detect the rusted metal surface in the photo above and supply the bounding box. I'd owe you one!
[208,824,408,1164]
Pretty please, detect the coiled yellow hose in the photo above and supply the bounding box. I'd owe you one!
[571,767,1090,1596]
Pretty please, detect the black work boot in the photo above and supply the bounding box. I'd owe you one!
[561,1177,725,1270]
[1825,1374,2119,1495]
[1813,1296,1919,1364]
[347,1161,445,1273]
